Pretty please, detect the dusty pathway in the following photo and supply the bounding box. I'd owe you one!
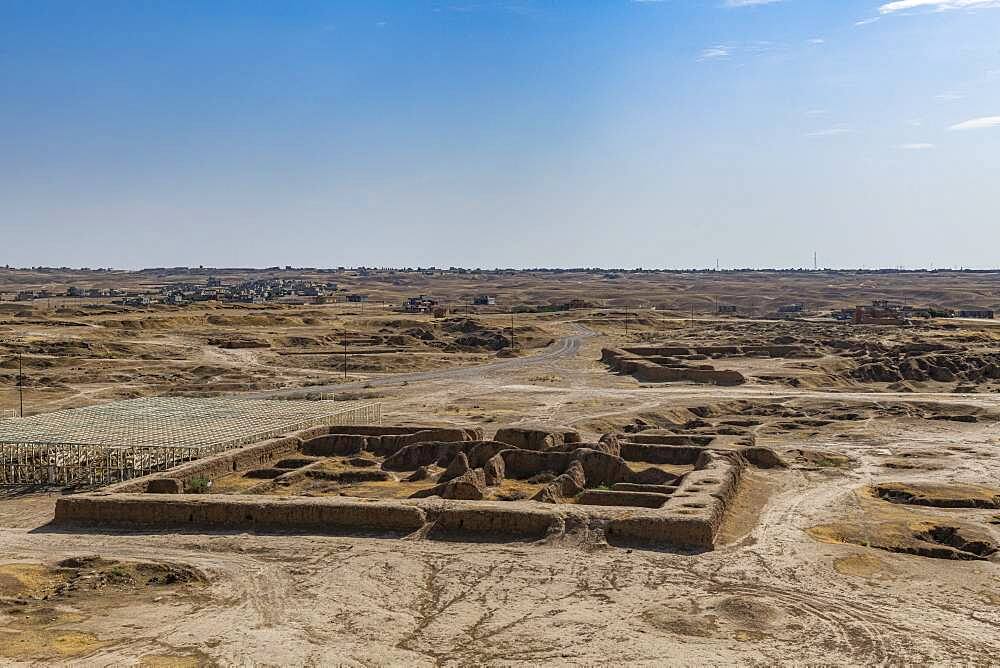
[244,323,596,399]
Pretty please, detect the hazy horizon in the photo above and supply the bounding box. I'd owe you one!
[3,1,998,269]
[7,264,1000,274]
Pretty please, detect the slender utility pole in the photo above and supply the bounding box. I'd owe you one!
[17,352,24,417]
[343,330,348,379]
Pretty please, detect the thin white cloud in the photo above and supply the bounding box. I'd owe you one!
[900,143,936,149]
[949,116,1000,130]
[880,0,1000,14]
[806,127,854,137]
[698,45,731,60]
[807,38,826,44]
[935,92,964,101]
[855,16,881,25]
[697,40,781,62]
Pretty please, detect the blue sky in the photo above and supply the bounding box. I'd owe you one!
[2,0,998,269]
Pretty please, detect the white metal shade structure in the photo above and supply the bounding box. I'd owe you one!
[0,397,381,486]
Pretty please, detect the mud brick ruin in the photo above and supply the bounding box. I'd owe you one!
[601,345,805,386]
[54,422,782,551]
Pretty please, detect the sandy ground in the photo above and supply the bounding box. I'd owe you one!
[2,327,1000,665]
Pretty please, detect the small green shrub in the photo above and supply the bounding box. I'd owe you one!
[187,476,211,493]
[814,457,847,468]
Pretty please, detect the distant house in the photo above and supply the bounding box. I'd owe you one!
[346,294,368,303]
[717,304,737,314]
[473,295,496,306]
[237,292,265,304]
[853,302,906,325]
[959,309,995,319]
[777,303,804,314]
[403,295,438,313]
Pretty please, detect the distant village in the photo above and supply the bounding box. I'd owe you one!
[12,277,345,307]
[6,276,509,314]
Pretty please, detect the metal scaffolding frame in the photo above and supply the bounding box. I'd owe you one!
[0,397,381,486]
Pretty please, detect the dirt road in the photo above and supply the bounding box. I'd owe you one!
[245,323,596,399]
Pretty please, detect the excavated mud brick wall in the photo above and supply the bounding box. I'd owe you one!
[107,435,305,494]
[602,348,746,386]
[55,424,750,551]
[605,450,743,547]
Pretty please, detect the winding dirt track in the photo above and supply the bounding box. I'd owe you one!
[244,323,596,399]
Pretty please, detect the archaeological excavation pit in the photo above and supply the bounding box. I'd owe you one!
[53,422,775,551]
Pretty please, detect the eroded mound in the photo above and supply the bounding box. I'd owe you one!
[873,482,1000,509]
[809,487,999,561]
[810,520,997,561]
[0,556,205,662]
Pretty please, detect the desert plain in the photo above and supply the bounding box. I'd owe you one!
[1,267,999,665]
